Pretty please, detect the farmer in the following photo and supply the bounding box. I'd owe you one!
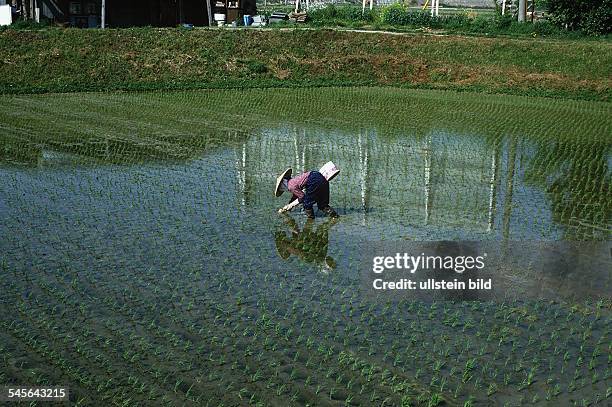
[275,168,338,219]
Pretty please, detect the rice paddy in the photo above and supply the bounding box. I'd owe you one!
[0,87,610,406]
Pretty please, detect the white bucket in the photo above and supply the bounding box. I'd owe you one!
[0,5,11,26]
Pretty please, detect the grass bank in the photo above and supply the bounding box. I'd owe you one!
[1,27,610,100]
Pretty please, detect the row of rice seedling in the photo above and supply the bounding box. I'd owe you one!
[1,87,609,405]
[1,242,609,405]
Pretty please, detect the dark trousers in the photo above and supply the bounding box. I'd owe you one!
[302,171,330,210]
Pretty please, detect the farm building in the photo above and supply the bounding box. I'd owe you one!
[20,0,256,27]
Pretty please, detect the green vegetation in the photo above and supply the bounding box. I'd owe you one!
[306,4,554,36]
[1,27,610,101]
[0,88,610,405]
[300,4,611,38]
[545,0,612,36]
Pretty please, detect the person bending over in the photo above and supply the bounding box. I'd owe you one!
[274,168,338,219]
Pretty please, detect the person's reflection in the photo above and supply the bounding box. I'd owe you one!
[274,214,338,272]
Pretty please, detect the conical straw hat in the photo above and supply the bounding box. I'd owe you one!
[274,168,292,197]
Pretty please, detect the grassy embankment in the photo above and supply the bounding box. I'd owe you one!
[0,27,610,100]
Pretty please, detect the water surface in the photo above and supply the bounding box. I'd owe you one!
[0,88,610,405]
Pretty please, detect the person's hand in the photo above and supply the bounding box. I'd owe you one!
[278,207,286,214]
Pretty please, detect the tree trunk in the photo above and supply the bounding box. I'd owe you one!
[205,0,212,26]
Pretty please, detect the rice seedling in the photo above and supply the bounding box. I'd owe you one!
[0,87,609,405]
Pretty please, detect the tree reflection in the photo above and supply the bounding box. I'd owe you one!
[0,130,247,167]
[524,139,611,240]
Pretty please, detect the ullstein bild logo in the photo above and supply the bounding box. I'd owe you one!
[372,278,492,291]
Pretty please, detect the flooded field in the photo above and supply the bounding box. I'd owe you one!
[0,88,610,406]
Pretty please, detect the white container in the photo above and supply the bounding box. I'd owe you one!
[213,13,225,21]
[319,161,340,181]
[0,5,11,27]
[252,15,267,27]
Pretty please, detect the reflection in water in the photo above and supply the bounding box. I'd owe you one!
[424,134,432,225]
[524,138,611,240]
[1,90,609,406]
[487,142,501,233]
[359,130,369,226]
[502,137,518,240]
[230,126,609,240]
[0,100,609,241]
[243,129,499,233]
[275,214,338,271]
[0,128,247,167]
[235,140,248,207]
[236,129,535,239]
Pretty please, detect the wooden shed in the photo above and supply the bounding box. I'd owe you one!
[33,0,256,27]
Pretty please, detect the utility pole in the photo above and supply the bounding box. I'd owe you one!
[205,0,212,26]
[518,0,526,23]
[101,0,105,28]
[362,0,373,15]
[30,0,37,21]
[430,0,439,17]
